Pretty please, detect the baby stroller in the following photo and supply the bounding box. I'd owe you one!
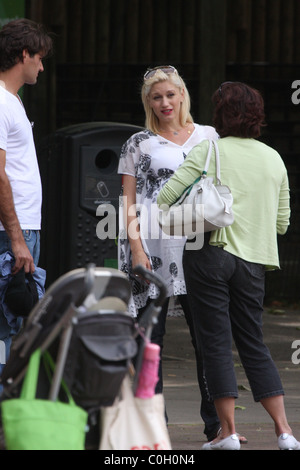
[0,263,167,450]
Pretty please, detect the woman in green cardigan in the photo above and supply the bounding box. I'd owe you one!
[157,82,299,451]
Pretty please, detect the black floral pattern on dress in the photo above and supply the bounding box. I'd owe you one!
[120,131,151,160]
[144,168,175,201]
[169,262,178,278]
[145,169,161,200]
[139,153,151,172]
[133,131,153,146]
[158,168,174,180]
[136,175,145,194]
[151,256,162,271]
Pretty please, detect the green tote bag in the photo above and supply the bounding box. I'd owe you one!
[1,349,88,451]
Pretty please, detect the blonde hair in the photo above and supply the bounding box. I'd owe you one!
[141,69,194,134]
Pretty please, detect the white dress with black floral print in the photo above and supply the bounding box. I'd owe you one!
[118,124,218,317]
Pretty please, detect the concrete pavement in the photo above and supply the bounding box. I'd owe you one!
[161,305,300,450]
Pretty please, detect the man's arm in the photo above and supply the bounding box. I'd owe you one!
[0,148,35,273]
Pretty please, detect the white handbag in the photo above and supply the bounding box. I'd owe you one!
[158,140,234,237]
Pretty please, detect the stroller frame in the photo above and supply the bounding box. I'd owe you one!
[0,263,167,449]
[1,264,133,398]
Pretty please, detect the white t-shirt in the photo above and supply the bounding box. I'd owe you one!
[0,85,42,230]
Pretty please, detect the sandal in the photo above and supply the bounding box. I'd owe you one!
[207,427,248,444]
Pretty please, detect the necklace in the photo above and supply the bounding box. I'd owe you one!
[160,125,192,136]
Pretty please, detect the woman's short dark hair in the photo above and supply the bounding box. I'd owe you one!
[212,82,266,138]
[0,18,53,72]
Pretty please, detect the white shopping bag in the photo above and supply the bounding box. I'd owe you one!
[99,376,172,450]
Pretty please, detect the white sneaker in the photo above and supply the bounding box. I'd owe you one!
[278,433,300,450]
[202,433,241,450]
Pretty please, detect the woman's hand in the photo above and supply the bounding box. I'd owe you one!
[131,248,152,272]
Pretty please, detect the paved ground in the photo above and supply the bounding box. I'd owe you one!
[161,304,300,451]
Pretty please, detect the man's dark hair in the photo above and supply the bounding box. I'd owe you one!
[0,18,53,72]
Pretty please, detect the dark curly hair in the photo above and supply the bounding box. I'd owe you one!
[0,18,53,72]
[212,81,266,138]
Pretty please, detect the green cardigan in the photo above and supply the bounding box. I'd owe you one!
[157,137,290,270]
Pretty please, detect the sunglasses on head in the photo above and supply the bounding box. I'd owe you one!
[144,65,178,81]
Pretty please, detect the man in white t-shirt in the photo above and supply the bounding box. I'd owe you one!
[0,19,52,378]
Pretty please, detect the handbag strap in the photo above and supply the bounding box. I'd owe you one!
[201,140,222,185]
[42,351,76,406]
[20,348,42,400]
[175,140,222,202]
[20,348,76,406]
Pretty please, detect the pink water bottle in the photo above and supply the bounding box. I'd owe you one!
[135,342,160,398]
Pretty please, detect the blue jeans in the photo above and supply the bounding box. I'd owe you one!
[182,236,284,402]
[0,230,40,266]
[0,230,40,389]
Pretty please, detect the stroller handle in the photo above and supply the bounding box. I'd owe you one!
[132,265,167,308]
